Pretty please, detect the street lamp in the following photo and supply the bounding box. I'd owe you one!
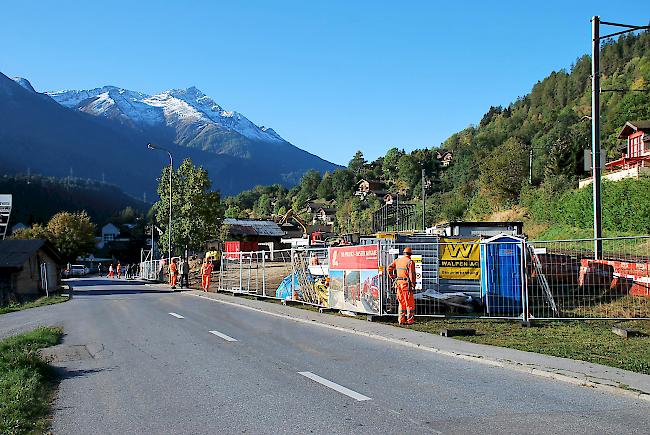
[147,143,173,264]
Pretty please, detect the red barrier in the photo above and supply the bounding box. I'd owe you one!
[581,259,650,297]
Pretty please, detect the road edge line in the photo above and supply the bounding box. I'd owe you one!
[184,292,650,403]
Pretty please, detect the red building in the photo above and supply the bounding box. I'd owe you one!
[606,121,650,171]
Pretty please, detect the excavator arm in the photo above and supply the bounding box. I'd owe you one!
[279,208,308,235]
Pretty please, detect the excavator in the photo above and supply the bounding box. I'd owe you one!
[278,208,308,234]
[278,209,332,246]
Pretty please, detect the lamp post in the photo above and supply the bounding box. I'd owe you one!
[147,143,173,264]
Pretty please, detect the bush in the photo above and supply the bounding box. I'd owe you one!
[523,177,650,234]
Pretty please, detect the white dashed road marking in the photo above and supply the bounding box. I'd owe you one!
[168,312,184,319]
[209,330,238,342]
[298,371,372,401]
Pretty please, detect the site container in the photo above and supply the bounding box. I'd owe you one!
[224,241,259,259]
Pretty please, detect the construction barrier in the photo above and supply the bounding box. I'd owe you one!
[210,235,650,321]
[139,259,166,281]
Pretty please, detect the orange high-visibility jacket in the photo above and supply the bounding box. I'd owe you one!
[169,263,178,275]
[388,255,416,289]
[201,262,213,275]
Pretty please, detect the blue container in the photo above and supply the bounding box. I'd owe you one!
[480,235,524,316]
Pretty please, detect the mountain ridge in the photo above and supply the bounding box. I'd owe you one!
[45,83,288,146]
[1,73,340,197]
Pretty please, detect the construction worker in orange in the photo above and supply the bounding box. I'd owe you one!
[116,262,122,279]
[387,247,416,325]
[169,258,178,289]
[201,257,213,292]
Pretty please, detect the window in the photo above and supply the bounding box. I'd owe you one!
[629,136,640,157]
[103,234,115,243]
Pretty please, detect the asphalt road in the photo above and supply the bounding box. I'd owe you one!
[2,277,650,434]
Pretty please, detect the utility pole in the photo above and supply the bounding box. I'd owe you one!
[591,16,603,260]
[421,168,426,231]
[529,148,533,185]
[590,17,650,259]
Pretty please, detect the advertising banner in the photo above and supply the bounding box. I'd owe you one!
[439,237,480,280]
[328,244,380,314]
[329,244,379,270]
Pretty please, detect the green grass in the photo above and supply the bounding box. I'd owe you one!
[0,295,70,316]
[534,223,642,241]
[408,319,650,375]
[0,326,63,434]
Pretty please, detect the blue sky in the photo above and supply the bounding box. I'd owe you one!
[1,1,647,166]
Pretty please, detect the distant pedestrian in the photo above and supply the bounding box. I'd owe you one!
[200,257,213,292]
[108,264,114,279]
[180,258,190,289]
[97,262,103,275]
[169,258,178,289]
[116,262,122,279]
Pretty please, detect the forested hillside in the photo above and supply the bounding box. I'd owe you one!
[1,175,148,227]
[225,31,650,234]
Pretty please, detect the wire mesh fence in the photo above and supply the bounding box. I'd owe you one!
[210,235,650,320]
[380,240,520,319]
[527,236,650,319]
[217,249,293,298]
[139,259,165,281]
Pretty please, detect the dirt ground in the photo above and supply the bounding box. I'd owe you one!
[185,260,292,297]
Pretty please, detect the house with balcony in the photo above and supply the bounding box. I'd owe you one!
[579,121,650,188]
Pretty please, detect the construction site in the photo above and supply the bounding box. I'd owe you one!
[139,196,650,323]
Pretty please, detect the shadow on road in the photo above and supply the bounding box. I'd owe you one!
[66,278,176,296]
[53,366,114,381]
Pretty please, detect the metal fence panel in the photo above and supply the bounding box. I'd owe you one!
[527,236,650,319]
[380,240,525,319]
[217,249,294,300]
[139,260,164,281]
[210,235,650,321]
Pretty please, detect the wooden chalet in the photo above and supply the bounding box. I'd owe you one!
[606,121,650,171]
[580,121,650,188]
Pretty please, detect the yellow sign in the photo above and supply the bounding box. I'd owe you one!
[439,237,480,280]
[411,255,423,290]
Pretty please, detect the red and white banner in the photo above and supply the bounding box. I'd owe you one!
[328,244,379,271]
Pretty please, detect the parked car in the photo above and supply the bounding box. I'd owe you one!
[62,264,90,278]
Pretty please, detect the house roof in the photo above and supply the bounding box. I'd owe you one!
[0,239,63,270]
[618,121,650,139]
[356,179,386,192]
[223,218,284,237]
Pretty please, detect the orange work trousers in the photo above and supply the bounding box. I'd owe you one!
[202,274,211,291]
[170,274,178,287]
[396,282,415,325]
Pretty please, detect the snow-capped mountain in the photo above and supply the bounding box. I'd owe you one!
[47,85,285,145]
[2,72,340,196]
[12,77,36,93]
